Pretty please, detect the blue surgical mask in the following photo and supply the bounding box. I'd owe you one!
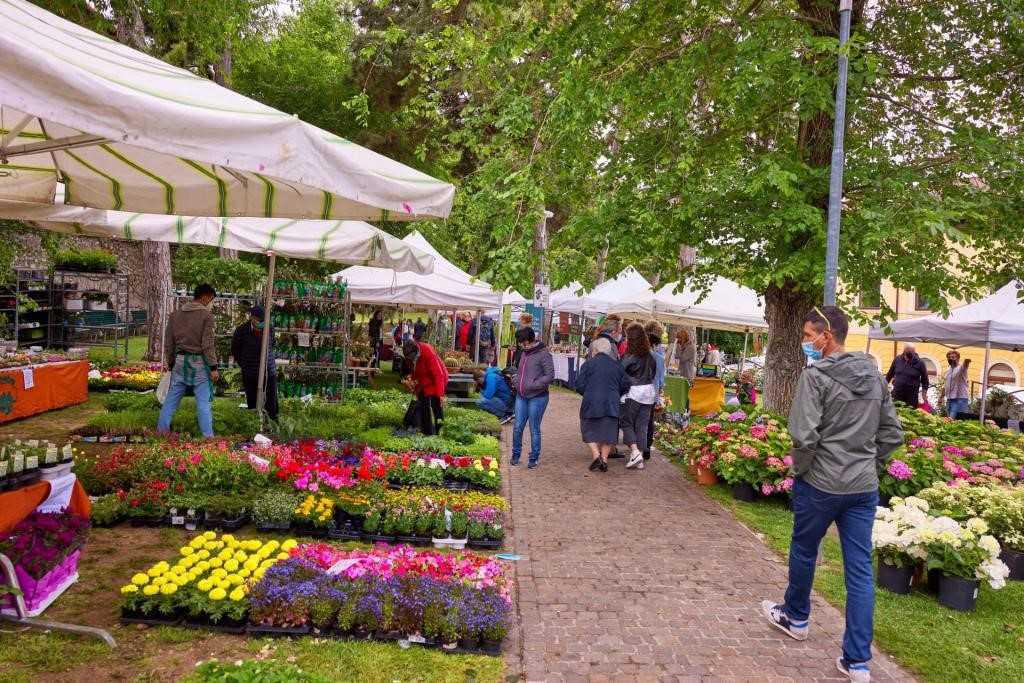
[801,341,822,361]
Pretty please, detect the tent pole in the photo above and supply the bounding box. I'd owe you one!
[740,330,749,376]
[256,252,276,431]
[979,341,991,424]
[474,310,482,363]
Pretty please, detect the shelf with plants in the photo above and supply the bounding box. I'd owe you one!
[50,267,130,359]
[271,278,351,402]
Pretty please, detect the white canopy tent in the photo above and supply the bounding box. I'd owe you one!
[549,281,586,314]
[868,281,1024,422]
[582,267,655,315]
[0,199,436,273]
[650,278,768,333]
[0,0,454,221]
[335,231,503,310]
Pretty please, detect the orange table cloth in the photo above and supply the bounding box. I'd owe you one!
[0,479,91,535]
[0,360,89,424]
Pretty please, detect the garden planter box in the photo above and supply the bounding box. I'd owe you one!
[363,533,397,544]
[1000,547,1024,581]
[730,483,758,502]
[468,538,503,551]
[246,623,311,638]
[695,466,717,486]
[876,560,913,595]
[1,550,81,617]
[937,574,979,612]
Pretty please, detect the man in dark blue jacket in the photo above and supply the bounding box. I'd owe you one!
[231,306,278,420]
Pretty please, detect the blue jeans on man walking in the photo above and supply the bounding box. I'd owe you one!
[512,393,549,466]
[157,355,214,438]
[784,478,878,665]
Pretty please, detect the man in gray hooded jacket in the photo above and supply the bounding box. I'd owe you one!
[761,306,903,683]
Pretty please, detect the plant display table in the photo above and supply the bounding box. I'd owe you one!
[0,360,89,424]
[0,478,91,535]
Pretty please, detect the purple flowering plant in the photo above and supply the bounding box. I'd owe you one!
[0,512,89,580]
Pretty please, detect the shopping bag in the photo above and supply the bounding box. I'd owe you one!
[156,371,171,405]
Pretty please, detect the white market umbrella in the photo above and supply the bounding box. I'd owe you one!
[0,199,435,273]
[868,281,1024,422]
[0,0,454,221]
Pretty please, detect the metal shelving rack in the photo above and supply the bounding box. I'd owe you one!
[49,270,129,360]
[13,269,51,348]
[271,281,351,402]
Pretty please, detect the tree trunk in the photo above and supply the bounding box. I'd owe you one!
[595,238,609,285]
[762,282,817,413]
[142,242,172,363]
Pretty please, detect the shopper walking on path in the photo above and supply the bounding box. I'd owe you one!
[619,322,657,470]
[673,328,696,379]
[231,305,278,421]
[642,320,666,460]
[761,306,904,683]
[940,350,971,418]
[885,343,929,408]
[592,314,623,359]
[574,337,630,472]
[158,284,219,438]
[511,326,554,468]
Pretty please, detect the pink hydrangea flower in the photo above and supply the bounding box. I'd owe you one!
[782,455,793,467]
[739,444,758,459]
[886,459,913,481]
[778,477,794,493]
[705,423,722,435]
[749,425,768,440]
[761,483,775,496]
[728,410,747,422]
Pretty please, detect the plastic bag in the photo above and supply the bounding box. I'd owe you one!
[156,371,171,405]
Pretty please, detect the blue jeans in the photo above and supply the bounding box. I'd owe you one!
[157,356,214,438]
[512,393,549,465]
[477,395,511,419]
[784,478,877,665]
[947,397,969,419]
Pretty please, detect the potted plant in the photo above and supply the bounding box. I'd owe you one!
[924,515,1009,611]
[362,509,394,543]
[89,494,126,528]
[253,492,297,532]
[0,512,90,615]
[203,494,248,531]
[872,499,927,595]
[394,511,419,545]
[979,489,1024,581]
[448,511,469,550]
[84,291,110,311]
[53,248,118,273]
[431,513,449,548]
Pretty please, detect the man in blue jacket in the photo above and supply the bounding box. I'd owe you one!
[231,305,278,421]
[474,366,513,423]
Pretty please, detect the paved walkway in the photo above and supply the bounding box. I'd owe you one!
[501,390,913,682]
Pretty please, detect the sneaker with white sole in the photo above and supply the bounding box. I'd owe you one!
[625,451,644,469]
[635,460,644,470]
[836,657,870,682]
[760,600,808,641]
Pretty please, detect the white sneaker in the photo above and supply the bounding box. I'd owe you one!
[626,451,643,469]
[635,460,645,470]
[836,657,870,682]
[760,600,808,641]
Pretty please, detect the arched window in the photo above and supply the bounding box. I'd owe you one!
[920,357,938,378]
[986,362,1018,386]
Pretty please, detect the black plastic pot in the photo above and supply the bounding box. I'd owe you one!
[246,624,311,638]
[937,574,979,612]
[999,547,1024,581]
[925,567,942,594]
[395,535,421,546]
[328,527,362,542]
[443,480,469,492]
[129,514,167,528]
[481,639,502,656]
[363,533,397,544]
[255,521,292,533]
[879,494,893,508]
[468,538,503,550]
[204,512,247,531]
[731,483,758,502]
[120,607,179,626]
[876,560,914,595]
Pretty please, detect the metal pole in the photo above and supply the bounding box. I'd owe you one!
[473,310,482,364]
[823,0,853,307]
[255,252,276,430]
[740,331,749,376]
[979,341,991,424]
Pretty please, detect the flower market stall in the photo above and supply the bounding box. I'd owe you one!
[0,353,89,424]
[868,281,1024,423]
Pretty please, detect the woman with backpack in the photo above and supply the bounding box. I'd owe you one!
[620,322,658,470]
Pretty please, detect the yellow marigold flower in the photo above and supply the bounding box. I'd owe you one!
[196,549,210,560]
[180,546,194,556]
[195,561,210,572]
[209,587,227,601]
[221,534,235,544]
[237,568,251,579]
[120,584,139,594]
[218,549,233,560]
[160,583,178,595]
[265,540,279,550]
[246,540,261,551]
[229,587,246,601]
[260,558,277,569]
[224,559,239,572]
[244,558,260,571]
[229,573,244,585]
[281,539,297,551]
[233,551,247,563]
[152,576,167,587]
[189,537,205,549]
[146,566,165,578]
[142,584,159,596]
[131,573,149,586]
[253,569,266,582]
[276,552,290,560]
[209,558,223,568]
[203,531,216,540]
[197,579,213,592]
[211,568,227,579]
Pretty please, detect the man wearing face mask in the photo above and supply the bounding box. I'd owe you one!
[885,343,929,408]
[231,305,279,421]
[940,351,971,419]
[761,306,903,683]
[159,284,220,437]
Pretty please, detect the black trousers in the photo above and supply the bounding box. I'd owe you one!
[242,370,279,420]
[405,394,444,435]
[644,403,657,455]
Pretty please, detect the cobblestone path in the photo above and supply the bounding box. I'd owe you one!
[501,390,914,683]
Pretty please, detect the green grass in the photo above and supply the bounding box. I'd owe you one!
[0,631,110,674]
[701,482,1024,682]
[88,335,149,365]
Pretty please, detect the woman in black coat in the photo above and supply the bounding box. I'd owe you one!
[574,337,631,472]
